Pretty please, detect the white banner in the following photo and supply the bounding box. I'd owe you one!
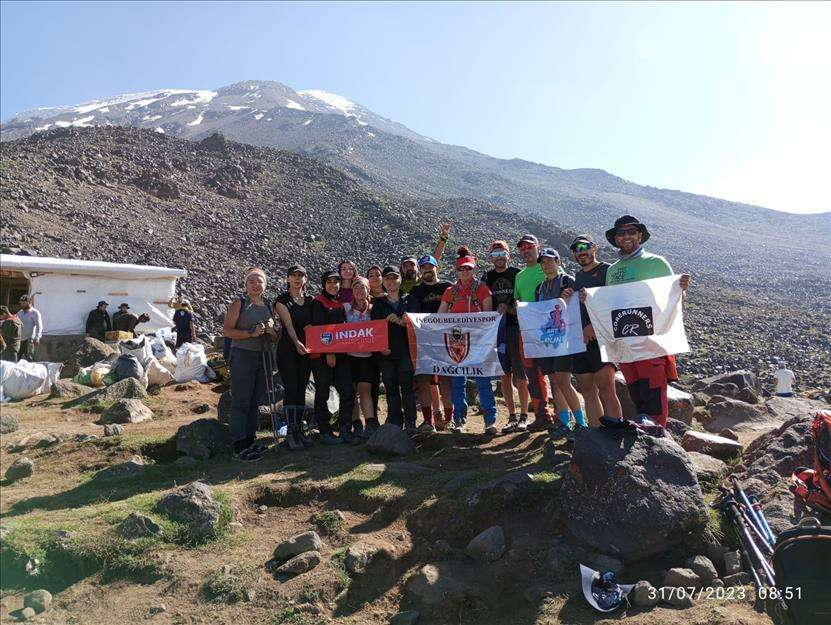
[584,274,689,364]
[406,312,504,377]
[516,296,586,358]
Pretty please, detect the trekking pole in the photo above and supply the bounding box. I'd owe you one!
[725,498,776,586]
[737,505,774,555]
[730,476,771,546]
[748,494,777,545]
[259,329,280,447]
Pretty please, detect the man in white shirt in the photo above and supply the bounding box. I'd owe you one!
[17,295,43,361]
[773,361,796,398]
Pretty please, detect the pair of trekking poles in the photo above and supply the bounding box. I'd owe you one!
[718,475,785,610]
[258,326,311,451]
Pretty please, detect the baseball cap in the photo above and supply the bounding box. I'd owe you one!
[382,266,401,277]
[287,264,307,276]
[539,248,560,259]
[417,254,438,268]
[399,256,418,267]
[517,234,539,247]
[570,235,595,249]
[321,270,341,283]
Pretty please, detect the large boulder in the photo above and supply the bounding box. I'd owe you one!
[695,370,757,391]
[366,424,415,456]
[0,412,20,434]
[274,551,321,575]
[686,451,729,484]
[5,457,35,482]
[681,431,743,459]
[49,380,93,399]
[70,378,148,407]
[155,481,224,540]
[273,531,324,561]
[175,418,232,460]
[60,337,116,379]
[703,397,769,433]
[345,540,394,574]
[464,526,506,562]
[406,564,468,607]
[117,512,162,539]
[100,398,153,424]
[560,427,708,560]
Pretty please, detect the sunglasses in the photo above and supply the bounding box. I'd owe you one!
[571,242,593,252]
[490,250,508,258]
[615,227,640,237]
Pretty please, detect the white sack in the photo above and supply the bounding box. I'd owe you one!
[173,342,207,383]
[0,359,62,399]
[119,337,155,368]
[146,357,174,386]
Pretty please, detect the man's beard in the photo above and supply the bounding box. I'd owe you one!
[403,270,417,280]
[421,271,436,283]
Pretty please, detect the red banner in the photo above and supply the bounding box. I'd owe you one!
[306,320,389,354]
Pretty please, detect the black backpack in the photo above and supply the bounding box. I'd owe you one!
[770,517,831,625]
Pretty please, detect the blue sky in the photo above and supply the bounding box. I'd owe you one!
[2,1,829,213]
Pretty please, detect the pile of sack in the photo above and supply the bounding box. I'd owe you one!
[74,336,212,389]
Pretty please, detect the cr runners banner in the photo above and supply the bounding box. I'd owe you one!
[516,295,586,359]
[406,312,504,377]
[306,320,388,354]
[584,274,689,364]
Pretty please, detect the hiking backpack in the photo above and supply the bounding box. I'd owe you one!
[791,410,831,514]
[770,516,831,625]
[447,279,483,312]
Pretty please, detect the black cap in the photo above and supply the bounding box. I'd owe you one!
[97,300,109,307]
[287,264,307,276]
[570,235,596,250]
[119,302,130,309]
[382,266,401,277]
[605,215,651,247]
[321,270,341,284]
[517,234,539,247]
[538,248,560,259]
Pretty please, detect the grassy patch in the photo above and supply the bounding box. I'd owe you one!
[312,510,344,536]
[329,547,350,592]
[202,565,255,603]
[81,399,114,414]
[272,607,315,624]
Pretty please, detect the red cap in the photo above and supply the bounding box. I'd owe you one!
[455,255,476,269]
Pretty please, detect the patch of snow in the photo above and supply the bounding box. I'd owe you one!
[98,107,109,113]
[302,119,312,126]
[186,105,196,109]
[367,132,375,138]
[266,118,272,121]
[169,90,218,107]
[355,118,367,126]
[35,123,53,131]
[425,137,433,142]
[187,112,205,126]
[298,89,357,116]
[227,105,249,110]
[126,96,165,111]
[56,115,95,128]
[285,99,305,111]
[254,113,264,120]
[249,85,256,90]
[155,127,165,133]
[142,114,163,121]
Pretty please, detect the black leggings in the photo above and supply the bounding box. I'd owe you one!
[379,356,417,428]
[311,356,355,434]
[277,347,311,409]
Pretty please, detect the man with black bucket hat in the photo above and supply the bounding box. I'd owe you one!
[583,215,690,428]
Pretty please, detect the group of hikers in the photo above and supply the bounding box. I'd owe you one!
[223,214,691,462]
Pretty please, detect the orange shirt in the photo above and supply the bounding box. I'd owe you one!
[440,281,491,313]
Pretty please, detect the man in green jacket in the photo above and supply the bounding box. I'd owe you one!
[1,306,22,362]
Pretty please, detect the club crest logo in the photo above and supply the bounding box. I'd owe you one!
[444,326,470,363]
[320,332,333,345]
[539,303,567,348]
[611,307,654,338]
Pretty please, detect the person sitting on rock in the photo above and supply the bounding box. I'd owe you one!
[772,360,796,398]
[581,215,690,428]
[85,300,112,342]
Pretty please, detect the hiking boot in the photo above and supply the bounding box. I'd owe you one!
[453,420,467,433]
[516,414,528,431]
[548,424,573,441]
[485,425,498,436]
[501,414,520,433]
[418,422,436,433]
[339,426,355,445]
[235,446,263,462]
[528,417,552,432]
[363,421,379,439]
[320,431,343,445]
[286,425,304,451]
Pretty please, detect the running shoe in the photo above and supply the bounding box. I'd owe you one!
[501,414,520,433]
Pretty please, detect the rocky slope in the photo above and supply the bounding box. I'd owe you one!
[1,127,829,391]
[3,80,829,285]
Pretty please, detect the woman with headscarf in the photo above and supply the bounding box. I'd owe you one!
[310,270,356,444]
[274,264,314,450]
[438,246,498,435]
[222,267,281,461]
